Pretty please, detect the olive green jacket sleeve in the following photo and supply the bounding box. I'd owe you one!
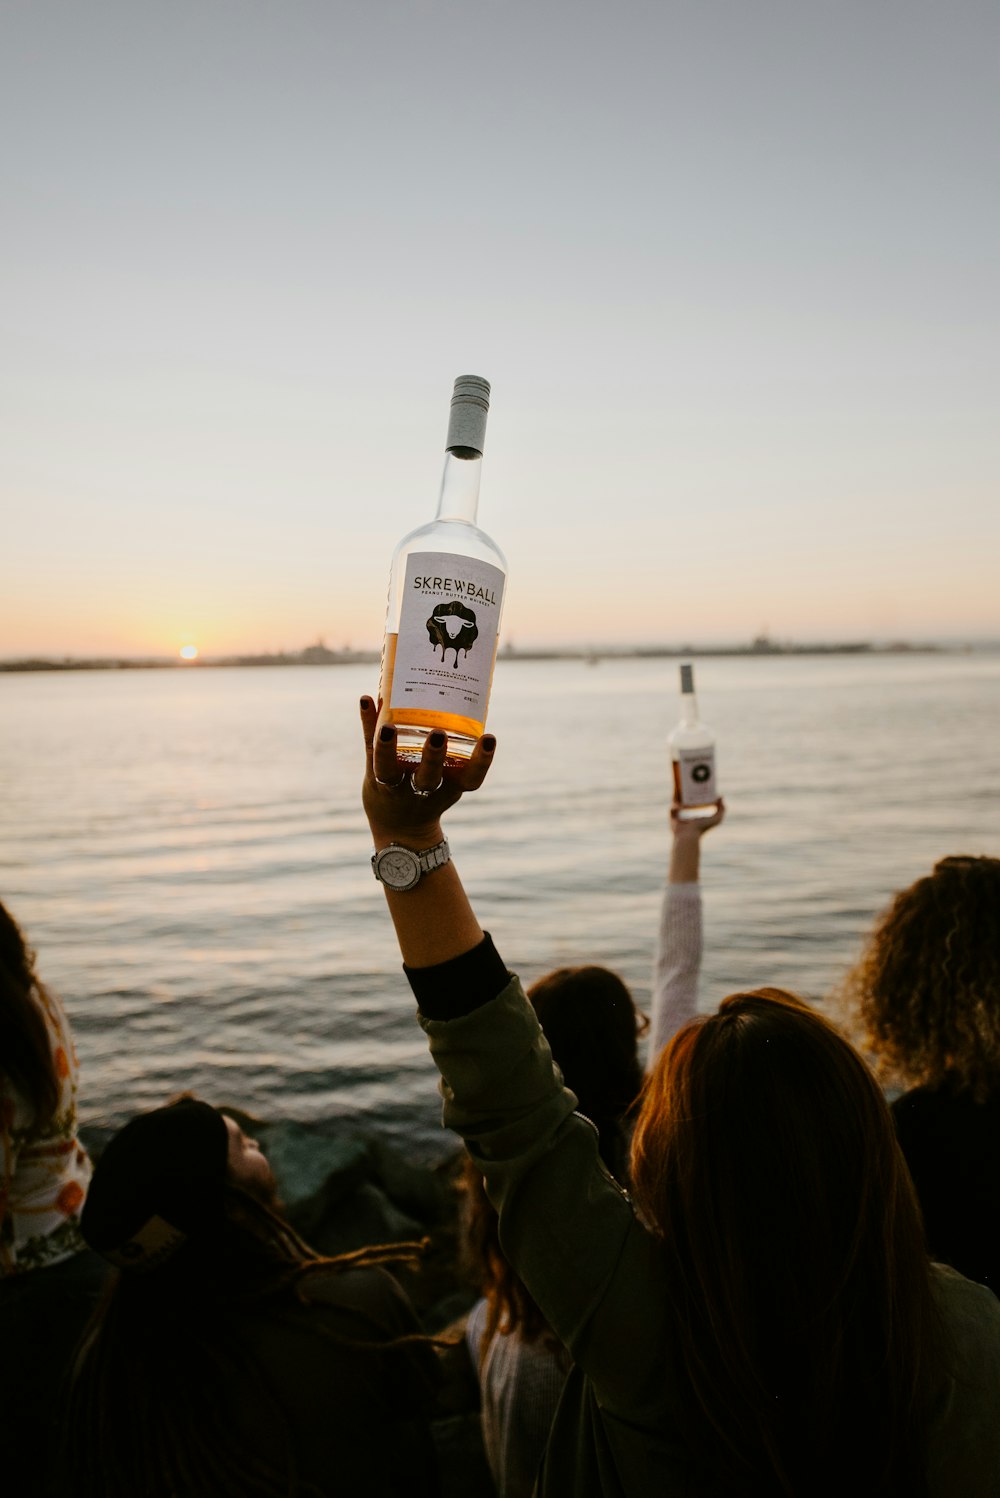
[419,975,674,1420]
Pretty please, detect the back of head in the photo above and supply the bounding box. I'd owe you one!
[464,966,644,1351]
[849,854,1000,1097]
[0,901,59,1122]
[528,965,643,1169]
[631,988,936,1495]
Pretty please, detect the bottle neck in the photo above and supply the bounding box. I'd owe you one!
[679,690,699,724]
[435,448,483,524]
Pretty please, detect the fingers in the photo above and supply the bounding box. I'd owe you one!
[372,722,407,788]
[359,695,379,763]
[670,798,725,834]
[699,797,726,832]
[411,731,448,795]
[411,729,496,795]
[670,803,698,834]
[457,734,497,792]
[362,707,496,821]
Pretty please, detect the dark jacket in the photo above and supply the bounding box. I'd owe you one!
[893,1080,1000,1297]
[227,1264,441,1497]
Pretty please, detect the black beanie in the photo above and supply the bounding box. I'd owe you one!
[81,1098,229,1271]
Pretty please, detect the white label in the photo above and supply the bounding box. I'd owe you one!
[677,744,718,805]
[390,550,505,721]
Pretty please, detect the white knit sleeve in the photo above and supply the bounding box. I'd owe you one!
[649,883,703,1063]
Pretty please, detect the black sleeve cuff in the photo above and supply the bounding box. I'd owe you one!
[404,933,510,1020]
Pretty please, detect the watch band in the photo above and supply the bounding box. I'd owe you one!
[371,838,451,891]
[412,839,451,876]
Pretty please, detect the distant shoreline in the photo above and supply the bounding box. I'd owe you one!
[0,639,975,674]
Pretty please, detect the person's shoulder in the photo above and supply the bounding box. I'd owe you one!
[925,1267,1000,1497]
[931,1262,1000,1365]
[893,1081,1000,1133]
[299,1263,421,1332]
[892,1082,943,1114]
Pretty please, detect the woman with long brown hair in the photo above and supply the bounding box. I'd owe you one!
[360,702,1000,1497]
[462,965,642,1498]
[462,802,724,1497]
[842,853,1000,1294]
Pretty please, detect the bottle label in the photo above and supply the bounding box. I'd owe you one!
[675,744,718,805]
[389,550,505,721]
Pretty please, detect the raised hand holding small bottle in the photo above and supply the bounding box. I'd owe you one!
[669,662,721,820]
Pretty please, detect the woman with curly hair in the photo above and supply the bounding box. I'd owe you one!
[843,854,1000,1294]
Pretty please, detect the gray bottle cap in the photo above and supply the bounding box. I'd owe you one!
[680,662,695,694]
[446,375,491,454]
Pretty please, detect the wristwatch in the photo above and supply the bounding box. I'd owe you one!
[371,838,451,892]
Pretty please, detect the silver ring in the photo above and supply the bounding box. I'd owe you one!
[410,775,444,799]
[374,773,407,790]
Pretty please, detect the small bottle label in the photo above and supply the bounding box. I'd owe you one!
[676,745,718,805]
[390,550,505,720]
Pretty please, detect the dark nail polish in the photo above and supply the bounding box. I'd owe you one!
[429,732,445,749]
[360,696,372,710]
[482,735,496,753]
[379,725,395,743]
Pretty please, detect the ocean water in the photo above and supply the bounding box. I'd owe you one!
[2,653,999,1162]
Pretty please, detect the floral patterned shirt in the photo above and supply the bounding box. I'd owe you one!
[0,986,92,1275]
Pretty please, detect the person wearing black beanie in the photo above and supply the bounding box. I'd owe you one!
[81,1097,231,1270]
[67,1097,442,1498]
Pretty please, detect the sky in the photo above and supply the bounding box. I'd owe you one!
[2,0,998,657]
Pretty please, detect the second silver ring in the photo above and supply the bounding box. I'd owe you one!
[410,775,445,799]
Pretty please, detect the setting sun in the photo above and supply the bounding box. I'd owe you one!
[179,645,199,661]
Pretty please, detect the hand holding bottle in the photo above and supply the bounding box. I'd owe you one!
[670,799,725,836]
[360,694,496,972]
[669,797,726,884]
[360,695,496,848]
[669,662,721,820]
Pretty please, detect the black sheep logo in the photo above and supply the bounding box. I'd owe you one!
[427,601,478,668]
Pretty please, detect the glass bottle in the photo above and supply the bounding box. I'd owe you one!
[669,662,720,819]
[377,375,507,763]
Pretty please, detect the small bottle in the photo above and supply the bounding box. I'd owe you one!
[377,375,507,762]
[669,662,720,819]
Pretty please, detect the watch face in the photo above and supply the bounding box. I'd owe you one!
[376,847,420,891]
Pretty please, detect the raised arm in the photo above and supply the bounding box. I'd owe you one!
[359,697,673,1410]
[360,696,495,970]
[649,800,725,1061]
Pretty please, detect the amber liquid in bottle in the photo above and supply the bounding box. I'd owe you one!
[379,629,502,754]
[377,377,507,763]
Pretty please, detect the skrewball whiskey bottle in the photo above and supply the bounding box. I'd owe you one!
[377,375,507,762]
[668,662,720,819]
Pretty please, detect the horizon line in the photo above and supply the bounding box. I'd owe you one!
[4,636,998,675]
